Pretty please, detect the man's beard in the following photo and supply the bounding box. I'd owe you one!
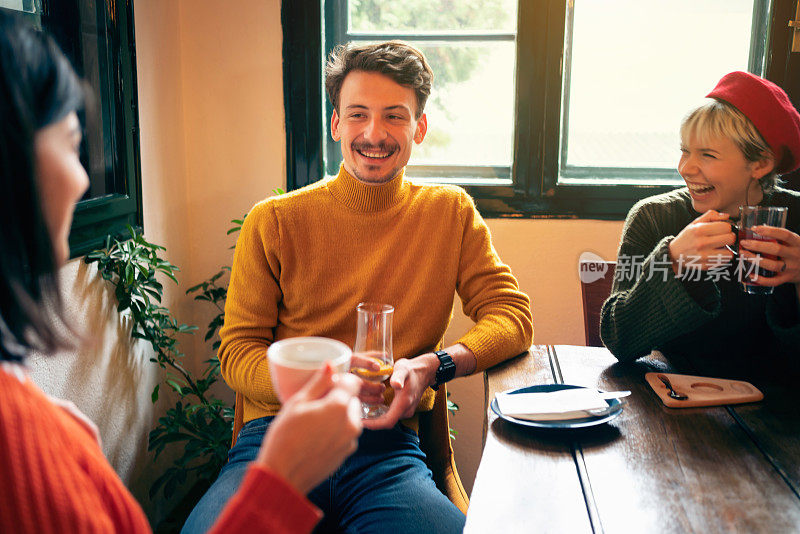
[350,141,400,184]
[352,165,401,184]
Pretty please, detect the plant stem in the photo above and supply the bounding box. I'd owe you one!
[138,310,210,405]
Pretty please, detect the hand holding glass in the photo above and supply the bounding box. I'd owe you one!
[350,303,394,419]
[738,206,788,295]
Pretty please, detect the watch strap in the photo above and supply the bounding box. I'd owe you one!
[432,350,456,390]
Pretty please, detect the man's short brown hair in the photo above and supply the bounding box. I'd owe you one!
[325,41,434,119]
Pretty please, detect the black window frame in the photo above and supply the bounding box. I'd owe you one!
[67,0,142,257]
[2,0,143,257]
[283,0,778,220]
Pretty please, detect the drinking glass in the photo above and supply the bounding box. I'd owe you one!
[351,303,394,419]
[267,337,352,402]
[738,205,788,295]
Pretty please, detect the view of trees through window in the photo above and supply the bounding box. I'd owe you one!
[349,0,516,32]
[333,0,766,185]
[340,0,518,172]
[562,0,760,181]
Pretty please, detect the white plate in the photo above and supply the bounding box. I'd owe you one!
[490,384,623,429]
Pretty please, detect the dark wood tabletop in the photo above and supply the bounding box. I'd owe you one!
[464,345,800,534]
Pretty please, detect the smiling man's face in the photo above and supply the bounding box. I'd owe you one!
[331,70,427,184]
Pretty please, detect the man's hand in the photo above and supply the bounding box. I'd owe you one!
[361,353,438,430]
[350,352,387,405]
[362,343,477,430]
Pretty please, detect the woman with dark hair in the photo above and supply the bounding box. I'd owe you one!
[0,12,361,533]
[0,9,84,361]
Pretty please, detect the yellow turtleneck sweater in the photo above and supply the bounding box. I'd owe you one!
[219,166,533,425]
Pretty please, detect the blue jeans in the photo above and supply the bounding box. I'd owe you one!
[182,417,466,533]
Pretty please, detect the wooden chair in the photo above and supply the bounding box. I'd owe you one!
[230,385,469,514]
[579,260,617,347]
[417,386,469,513]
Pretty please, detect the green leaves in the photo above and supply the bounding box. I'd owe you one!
[447,393,459,440]
[85,226,233,502]
[186,270,228,349]
[226,214,248,235]
[166,378,184,395]
[88,193,286,503]
[147,400,232,499]
[447,398,459,413]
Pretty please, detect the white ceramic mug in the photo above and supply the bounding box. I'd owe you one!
[267,337,352,402]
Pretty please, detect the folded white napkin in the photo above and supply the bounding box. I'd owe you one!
[495,388,613,421]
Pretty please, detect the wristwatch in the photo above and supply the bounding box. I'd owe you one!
[431,350,456,390]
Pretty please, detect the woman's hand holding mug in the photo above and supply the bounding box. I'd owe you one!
[668,210,736,273]
[257,363,363,494]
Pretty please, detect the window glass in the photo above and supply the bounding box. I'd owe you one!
[0,0,40,13]
[562,0,757,176]
[45,0,118,200]
[412,42,515,168]
[348,0,517,33]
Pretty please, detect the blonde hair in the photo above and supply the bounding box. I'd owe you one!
[680,100,779,191]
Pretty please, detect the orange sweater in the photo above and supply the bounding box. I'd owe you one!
[220,166,533,424]
[0,366,321,533]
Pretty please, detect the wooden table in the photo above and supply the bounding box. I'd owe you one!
[464,345,800,533]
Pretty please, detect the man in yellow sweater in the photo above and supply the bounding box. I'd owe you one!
[184,41,533,533]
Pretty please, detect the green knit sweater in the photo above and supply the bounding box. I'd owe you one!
[600,187,800,380]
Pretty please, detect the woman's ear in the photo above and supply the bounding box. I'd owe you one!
[751,152,775,180]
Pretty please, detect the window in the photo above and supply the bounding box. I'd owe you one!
[1,0,142,256]
[284,0,785,219]
[324,0,518,183]
[561,1,766,181]
[0,0,39,14]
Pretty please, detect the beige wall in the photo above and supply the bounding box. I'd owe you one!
[176,0,287,380]
[32,0,628,525]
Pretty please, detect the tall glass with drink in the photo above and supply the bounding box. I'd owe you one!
[738,205,788,295]
[350,303,394,419]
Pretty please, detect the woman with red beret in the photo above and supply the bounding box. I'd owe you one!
[601,71,800,379]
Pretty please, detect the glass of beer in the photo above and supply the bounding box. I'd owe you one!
[350,303,394,418]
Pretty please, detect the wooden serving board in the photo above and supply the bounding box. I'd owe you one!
[645,372,764,408]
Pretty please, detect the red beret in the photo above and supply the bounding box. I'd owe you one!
[706,71,800,174]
